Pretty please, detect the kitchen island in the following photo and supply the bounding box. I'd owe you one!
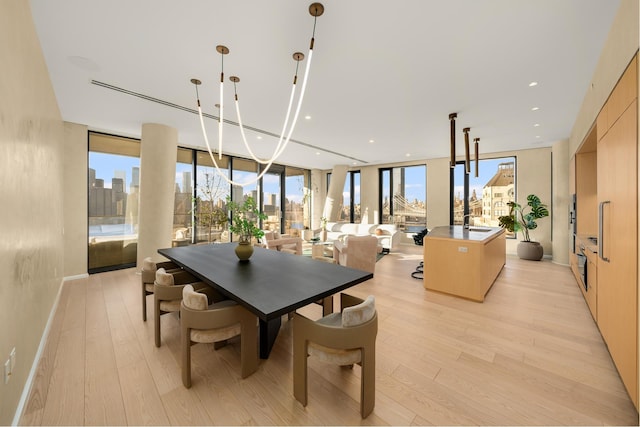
[423,226,506,302]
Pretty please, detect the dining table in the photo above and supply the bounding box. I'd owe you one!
[158,242,373,358]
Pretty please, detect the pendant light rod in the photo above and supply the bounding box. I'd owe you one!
[463,127,471,175]
[449,113,457,168]
[474,137,480,178]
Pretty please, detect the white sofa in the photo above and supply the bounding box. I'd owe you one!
[322,222,400,252]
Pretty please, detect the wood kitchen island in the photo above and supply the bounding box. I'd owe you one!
[423,226,506,302]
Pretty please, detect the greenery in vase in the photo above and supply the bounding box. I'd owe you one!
[497,194,549,242]
[226,196,267,243]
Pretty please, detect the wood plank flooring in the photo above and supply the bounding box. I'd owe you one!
[19,245,639,425]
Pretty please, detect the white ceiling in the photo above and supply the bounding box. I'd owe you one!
[29,0,620,170]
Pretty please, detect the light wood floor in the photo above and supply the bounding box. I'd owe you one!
[19,245,639,425]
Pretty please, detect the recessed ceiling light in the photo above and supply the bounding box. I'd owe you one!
[529,81,538,87]
[256,135,263,140]
[369,139,375,143]
[305,115,312,120]
[352,162,357,165]
[534,123,540,127]
[531,107,539,111]
[405,153,411,157]
[536,135,541,139]
[315,152,320,155]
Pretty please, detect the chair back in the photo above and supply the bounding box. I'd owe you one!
[342,235,378,273]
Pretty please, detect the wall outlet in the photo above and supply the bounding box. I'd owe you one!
[458,246,468,253]
[10,348,15,371]
[4,359,10,384]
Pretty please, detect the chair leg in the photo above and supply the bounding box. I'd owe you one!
[360,348,376,418]
[154,298,161,348]
[321,296,333,316]
[142,287,147,321]
[239,311,258,379]
[182,328,192,388]
[293,337,308,406]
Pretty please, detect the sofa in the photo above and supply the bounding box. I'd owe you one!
[322,222,400,253]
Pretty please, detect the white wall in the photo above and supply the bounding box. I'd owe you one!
[0,1,65,423]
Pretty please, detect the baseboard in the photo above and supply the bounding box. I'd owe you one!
[63,273,89,282]
[12,278,65,426]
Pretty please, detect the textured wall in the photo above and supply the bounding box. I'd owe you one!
[63,122,88,277]
[0,1,64,424]
[552,139,570,265]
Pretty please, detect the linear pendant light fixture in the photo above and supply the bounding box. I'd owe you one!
[190,3,324,187]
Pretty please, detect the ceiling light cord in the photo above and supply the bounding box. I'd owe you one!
[191,2,323,187]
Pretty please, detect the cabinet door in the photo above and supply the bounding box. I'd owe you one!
[597,99,638,407]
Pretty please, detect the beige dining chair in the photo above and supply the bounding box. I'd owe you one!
[140,257,180,321]
[293,293,378,418]
[181,284,258,387]
[154,268,224,347]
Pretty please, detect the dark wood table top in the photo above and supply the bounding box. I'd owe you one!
[158,243,373,321]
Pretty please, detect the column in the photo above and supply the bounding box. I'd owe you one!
[323,165,348,221]
[136,123,178,268]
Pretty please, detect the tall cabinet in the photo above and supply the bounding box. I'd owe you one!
[596,55,638,408]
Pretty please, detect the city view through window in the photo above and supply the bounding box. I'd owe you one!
[453,157,516,233]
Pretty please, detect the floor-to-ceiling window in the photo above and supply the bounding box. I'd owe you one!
[194,151,231,243]
[379,165,426,231]
[451,156,516,234]
[88,132,140,273]
[173,148,194,243]
[338,170,360,222]
[285,167,310,236]
[262,164,283,234]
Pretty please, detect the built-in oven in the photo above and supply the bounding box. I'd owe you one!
[576,244,587,291]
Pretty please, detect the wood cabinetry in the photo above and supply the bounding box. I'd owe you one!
[595,55,637,408]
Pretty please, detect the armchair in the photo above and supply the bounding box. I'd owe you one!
[154,268,224,347]
[180,285,258,387]
[333,235,379,274]
[293,293,378,418]
[261,230,303,255]
[140,257,180,321]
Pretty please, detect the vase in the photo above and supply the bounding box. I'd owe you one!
[321,229,327,242]
[235,240,254,261]
[517,241,543,261]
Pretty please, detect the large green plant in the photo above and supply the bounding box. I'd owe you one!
[226,196,267,242]
[498,194,549,242]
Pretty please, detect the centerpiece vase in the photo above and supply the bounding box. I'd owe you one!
[235,238,254,261]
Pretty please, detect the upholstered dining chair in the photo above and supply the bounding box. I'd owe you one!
[333,235,379,274]
[293,293,378,418]
[154,268,224,347]
[180,284,258,387]
[141,257,180,321]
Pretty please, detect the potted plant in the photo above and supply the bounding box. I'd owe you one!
[498,194,549,261]
[226,196,267,261]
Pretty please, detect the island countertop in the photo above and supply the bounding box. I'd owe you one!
[426,225,505,242]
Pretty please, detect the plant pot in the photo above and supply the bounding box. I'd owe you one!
[517,241,543,261]
[235,241,254,261]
